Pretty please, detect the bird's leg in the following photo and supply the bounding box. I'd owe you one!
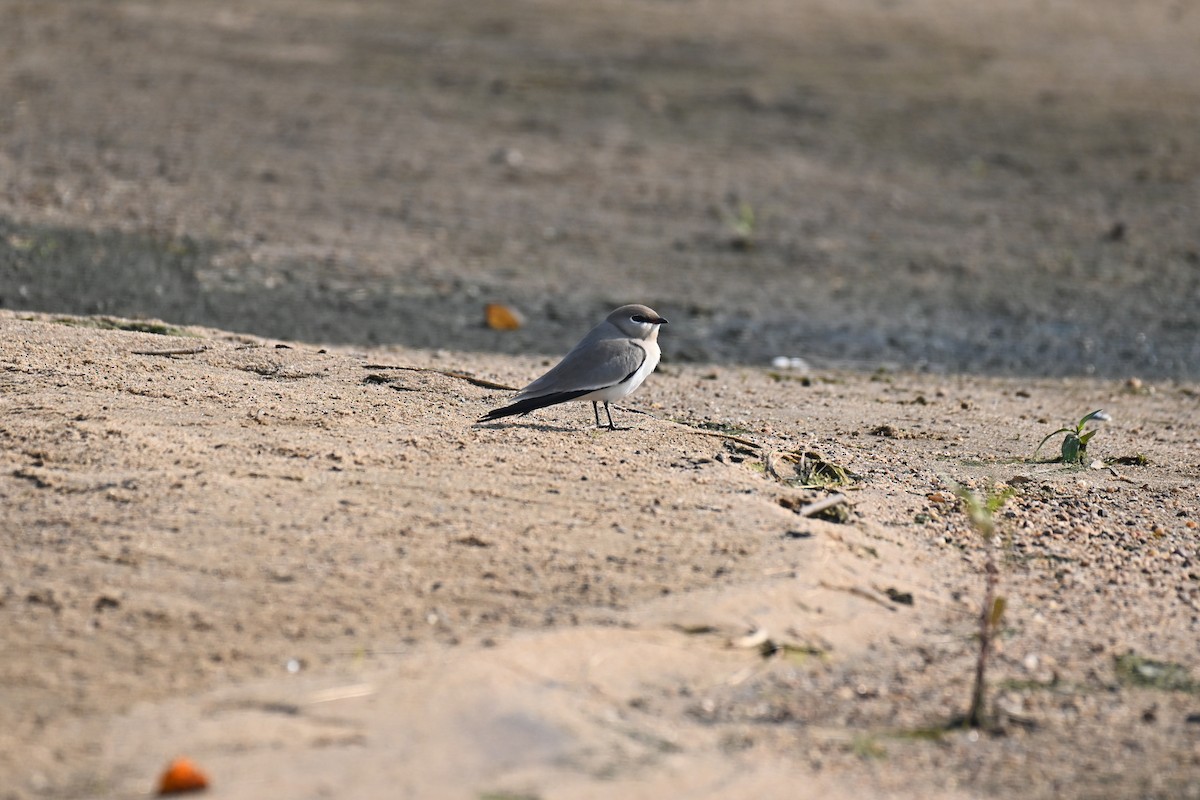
[592,401,602,428]
[604,401,617,430]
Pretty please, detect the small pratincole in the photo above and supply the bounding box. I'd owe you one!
[478,304,668,429]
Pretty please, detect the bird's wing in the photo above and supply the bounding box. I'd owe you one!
[515,338,647,400]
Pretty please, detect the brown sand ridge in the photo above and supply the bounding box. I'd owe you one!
[2,0,1200,797]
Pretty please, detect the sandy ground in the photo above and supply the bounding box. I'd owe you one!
[2,0,1198,375]
[2,312,1198,799]
[1,1,1200,798]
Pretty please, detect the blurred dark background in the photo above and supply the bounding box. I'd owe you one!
[1,0,1197,377]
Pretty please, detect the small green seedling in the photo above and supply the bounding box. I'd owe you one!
[954,484,1014,730]
[728,202,757,250]
[1034,409,1109,463]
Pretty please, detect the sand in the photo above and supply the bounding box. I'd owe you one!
[1,1,1199,797]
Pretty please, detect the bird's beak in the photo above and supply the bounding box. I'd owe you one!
[655,317,669,325]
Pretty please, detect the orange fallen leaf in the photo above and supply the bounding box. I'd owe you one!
[158,757,209,795]
[485,303,523,331]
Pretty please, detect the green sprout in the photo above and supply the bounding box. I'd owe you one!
[728,202,757,250]
[1033,409,1109,464]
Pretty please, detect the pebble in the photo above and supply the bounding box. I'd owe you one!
[489,147,524,167]
[770,356,811,371]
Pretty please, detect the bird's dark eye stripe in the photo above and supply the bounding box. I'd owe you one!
[631,314,648,323]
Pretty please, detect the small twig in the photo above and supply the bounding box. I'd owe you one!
[817,580,898,612]
[673,424,762,449]
[362,364,516,391]
[797,493,848,518]
[596,407,763,448]
[304,683,376,705]
[131,346,208,357]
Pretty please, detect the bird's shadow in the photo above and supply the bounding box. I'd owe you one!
[474,419,629,433]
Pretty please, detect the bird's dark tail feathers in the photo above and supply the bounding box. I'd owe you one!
[478,390,591,423]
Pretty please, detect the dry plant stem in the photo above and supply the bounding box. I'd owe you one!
[671,425,761,449]
[968,538,1000,728]
[817,580,899,612]
[131,346,208,357]
[363,363,516,391]
[955,485,1011,730]
[798,493,848,518]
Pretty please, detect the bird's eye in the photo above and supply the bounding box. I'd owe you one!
[631,314,648,323]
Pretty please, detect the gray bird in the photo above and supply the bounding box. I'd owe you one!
[479,304,668,429]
